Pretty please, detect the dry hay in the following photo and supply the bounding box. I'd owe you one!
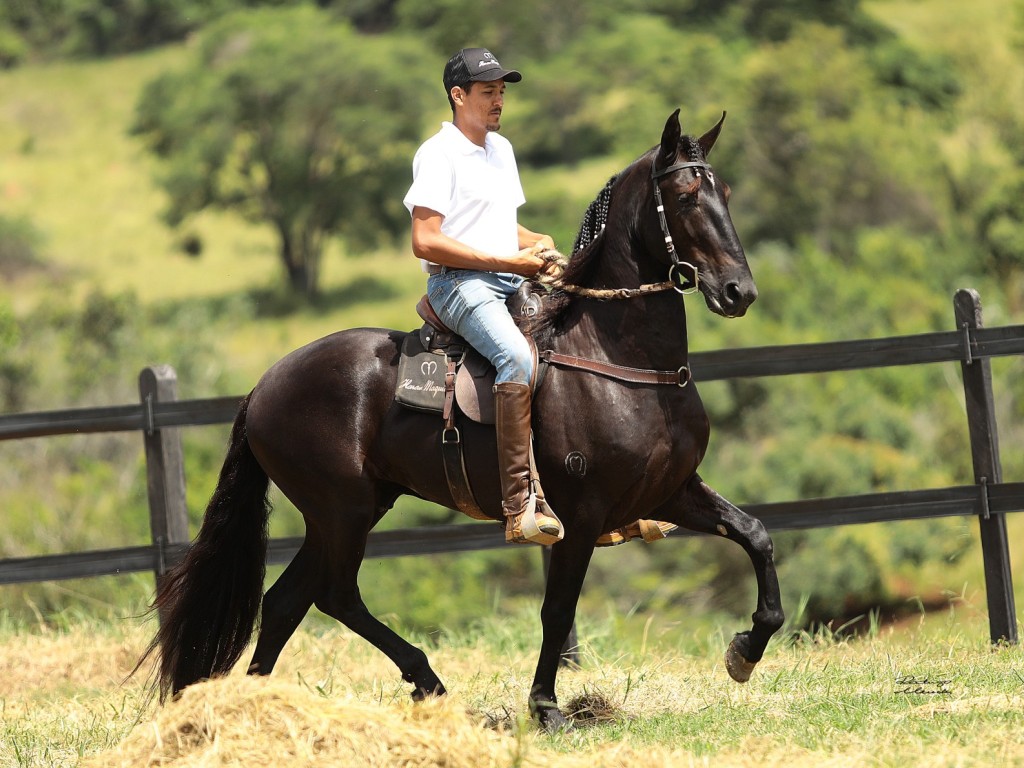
[87,675,537,768]
[0,625,142,698]
[83,670,928,768]
[564,690,624,726]
[82,674,760,768]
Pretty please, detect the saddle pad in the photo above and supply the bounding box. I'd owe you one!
[395,332,497,423]
[395,334,450,413]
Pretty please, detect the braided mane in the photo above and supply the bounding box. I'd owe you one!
[683,135,704,163]
[531,170,625,335]
[571,174,618,256]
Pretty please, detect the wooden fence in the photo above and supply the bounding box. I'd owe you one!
[1,289,1021,644]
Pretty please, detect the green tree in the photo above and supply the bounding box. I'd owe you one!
[654,0,885,43]
[132,6,435,297]
[734,24,945,253]
[393,0,624,61]
[0,0,304,61]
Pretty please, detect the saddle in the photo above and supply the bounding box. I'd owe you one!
[394,282,543,521]
[395,282,544,424]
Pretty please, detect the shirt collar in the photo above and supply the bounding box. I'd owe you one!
[440,121,491,156]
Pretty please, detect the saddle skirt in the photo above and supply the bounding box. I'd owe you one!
[394,281,543,424]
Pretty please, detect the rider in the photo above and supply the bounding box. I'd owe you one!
[403,47,562,545]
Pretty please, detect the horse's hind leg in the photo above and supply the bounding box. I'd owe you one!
[660,474,785,682]
[312,494,447,700]
[247,540,320,676]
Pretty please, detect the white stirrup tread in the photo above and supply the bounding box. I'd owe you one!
[514,494,564,545]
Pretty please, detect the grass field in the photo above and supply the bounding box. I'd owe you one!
[0,605,1022,768]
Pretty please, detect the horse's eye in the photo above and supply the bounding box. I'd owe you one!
[676,193,696,210]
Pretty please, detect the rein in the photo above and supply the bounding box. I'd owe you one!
[536,250,679,300]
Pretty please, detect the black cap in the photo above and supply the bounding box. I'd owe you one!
[443,48,522,94]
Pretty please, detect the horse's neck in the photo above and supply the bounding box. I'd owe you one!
[556,238,690,368]
[548,160,692,367]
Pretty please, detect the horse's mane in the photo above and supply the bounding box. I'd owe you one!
[532,157,642,335]
[530,176,618,336]
[571,174,619,257]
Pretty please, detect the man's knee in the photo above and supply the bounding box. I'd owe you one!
[496,344,533,385]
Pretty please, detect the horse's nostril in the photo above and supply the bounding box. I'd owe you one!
[725,281,743,305]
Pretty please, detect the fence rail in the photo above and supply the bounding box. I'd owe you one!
[1,289,1020,643]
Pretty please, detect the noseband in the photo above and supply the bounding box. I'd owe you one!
[652,160,711,295]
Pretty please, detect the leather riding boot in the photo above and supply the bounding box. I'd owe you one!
[493,382,563,545]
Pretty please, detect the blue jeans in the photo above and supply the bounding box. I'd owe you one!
[427,269,532,385]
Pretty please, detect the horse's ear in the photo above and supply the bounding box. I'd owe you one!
[659,108,682,167]
[698,111,727,158]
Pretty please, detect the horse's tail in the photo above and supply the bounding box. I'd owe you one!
[136,392,271,701]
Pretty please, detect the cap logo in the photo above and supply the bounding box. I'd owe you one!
[477,53,500,69]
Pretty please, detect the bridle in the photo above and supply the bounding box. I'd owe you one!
[540,156,709,300]
[651,159,710,296]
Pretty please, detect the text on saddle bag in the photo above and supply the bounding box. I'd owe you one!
[394,333,497,423]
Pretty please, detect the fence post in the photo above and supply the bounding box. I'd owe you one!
[954,289,1018,644]
[541,546,580,666]
[139,366,190,613]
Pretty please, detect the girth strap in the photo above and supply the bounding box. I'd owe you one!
[540,350,691,387]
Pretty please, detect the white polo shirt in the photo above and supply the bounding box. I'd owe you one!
[404,122,526,271]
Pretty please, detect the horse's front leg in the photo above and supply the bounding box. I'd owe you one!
[529,532,598,732]
[657,473,785,682]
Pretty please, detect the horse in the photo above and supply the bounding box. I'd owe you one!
[138,109,785,732]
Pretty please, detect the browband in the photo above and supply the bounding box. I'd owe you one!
[651,160,711,180]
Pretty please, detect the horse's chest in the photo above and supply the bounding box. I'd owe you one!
[536,381,707,489]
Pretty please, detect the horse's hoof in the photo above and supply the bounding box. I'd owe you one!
[725,637,757,683]
[540,707,572,734]
[530,697,572,733]
[410,682,447,701]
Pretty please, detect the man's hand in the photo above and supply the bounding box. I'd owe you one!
[535,234,556,252]
[509,241,552,277]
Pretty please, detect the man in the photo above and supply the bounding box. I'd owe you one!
[403,47,562,545]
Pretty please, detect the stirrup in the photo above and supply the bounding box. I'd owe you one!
[506,493,564,546]
[595,519,677,547]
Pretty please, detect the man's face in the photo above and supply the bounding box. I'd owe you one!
[455,79,506,133]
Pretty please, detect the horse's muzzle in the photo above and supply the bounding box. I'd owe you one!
[707,277,757,318]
